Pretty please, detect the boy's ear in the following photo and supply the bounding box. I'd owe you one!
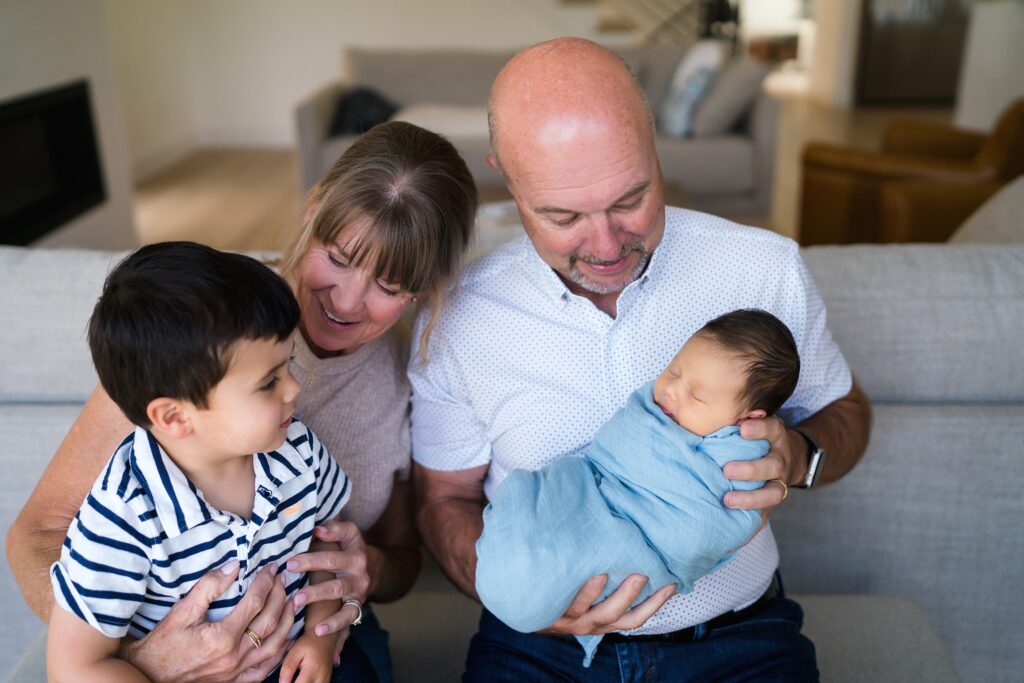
[146,398,193,438]
[741,408,767,421]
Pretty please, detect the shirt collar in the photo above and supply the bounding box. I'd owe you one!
[128,424,311,538]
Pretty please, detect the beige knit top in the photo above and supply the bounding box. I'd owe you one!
[289,327,412,532]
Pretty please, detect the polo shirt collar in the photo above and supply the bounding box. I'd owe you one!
[128,426,309,538]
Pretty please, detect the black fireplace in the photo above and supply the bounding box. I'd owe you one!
[0,80,107,245]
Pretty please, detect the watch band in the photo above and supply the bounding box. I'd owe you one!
[793,428,826,489]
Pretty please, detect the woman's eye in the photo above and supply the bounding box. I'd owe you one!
[327,252,347,268]
[376,281,402,298]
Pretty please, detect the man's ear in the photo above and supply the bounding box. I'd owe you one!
[741,408,767,421]
[146,398,194,438]
[485,153,498,171]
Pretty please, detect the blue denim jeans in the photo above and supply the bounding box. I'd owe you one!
[463,577,818,682]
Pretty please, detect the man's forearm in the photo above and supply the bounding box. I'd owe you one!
[416,498,485,601]
[796,380,872,486]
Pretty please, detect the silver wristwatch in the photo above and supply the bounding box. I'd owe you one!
[793,428,826,489]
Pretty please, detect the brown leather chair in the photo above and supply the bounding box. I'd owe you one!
[798,98,1024,245]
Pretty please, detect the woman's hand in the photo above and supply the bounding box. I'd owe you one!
[121,562,294,683]
[286,520,371,636]
[537,574,677,636]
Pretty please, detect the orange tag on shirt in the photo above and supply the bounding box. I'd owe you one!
[283,502,302,516]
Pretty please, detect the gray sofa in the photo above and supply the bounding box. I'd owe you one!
[2,237,1022,682]
[295,45,779,218]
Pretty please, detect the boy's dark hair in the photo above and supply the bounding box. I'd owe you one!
[697,309,800,415]
[88,242,300,427]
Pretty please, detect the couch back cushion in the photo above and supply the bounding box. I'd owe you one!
[803,244,1024,403]
[0,247,125,402]
[344,48,514,107]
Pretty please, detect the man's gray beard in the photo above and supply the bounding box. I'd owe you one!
[568,239,651,296]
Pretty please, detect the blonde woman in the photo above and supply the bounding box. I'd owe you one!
[8,121,478,683]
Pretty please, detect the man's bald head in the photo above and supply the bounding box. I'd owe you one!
[487,38,654,177]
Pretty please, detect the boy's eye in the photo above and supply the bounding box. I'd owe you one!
[260,376,280,392]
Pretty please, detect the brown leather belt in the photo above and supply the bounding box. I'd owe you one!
[601,573,781,644]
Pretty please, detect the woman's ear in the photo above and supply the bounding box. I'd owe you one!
[146,398,193,439]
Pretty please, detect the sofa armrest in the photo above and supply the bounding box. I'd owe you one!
[749,93,779,216]
[295,81,347,191]
[879,179,1003,243]
[881,119,986,159]
[802,142,994,183]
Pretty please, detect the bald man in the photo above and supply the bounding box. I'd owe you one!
[410,38,870,681]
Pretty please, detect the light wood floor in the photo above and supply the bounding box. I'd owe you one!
[133,97,952,249]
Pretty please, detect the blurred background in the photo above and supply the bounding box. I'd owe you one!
[2,0,1021,253]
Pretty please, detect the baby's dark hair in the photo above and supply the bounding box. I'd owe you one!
[88,242,300,427]
[696,309,800,415]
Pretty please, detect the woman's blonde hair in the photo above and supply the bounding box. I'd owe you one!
[281,121,477,355]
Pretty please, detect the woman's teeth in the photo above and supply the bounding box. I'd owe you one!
[324,309,350,324]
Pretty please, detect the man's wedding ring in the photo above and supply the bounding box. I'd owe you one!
[342,597,364,626]
[244,627,262,649]
[773,478,789,502]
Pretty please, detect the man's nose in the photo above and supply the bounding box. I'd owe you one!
[586,213,623,261]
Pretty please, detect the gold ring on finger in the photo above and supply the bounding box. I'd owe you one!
[772,478,789,502]
[244,627,262,649]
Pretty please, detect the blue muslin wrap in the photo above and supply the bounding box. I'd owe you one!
[475,381,767,665]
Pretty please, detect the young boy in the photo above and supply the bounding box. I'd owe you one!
[48,242,350,683]
[475,309,801,664]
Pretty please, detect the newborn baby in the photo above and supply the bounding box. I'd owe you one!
[475,309,801,664]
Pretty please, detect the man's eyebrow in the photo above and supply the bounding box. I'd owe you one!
[532,181,650,215]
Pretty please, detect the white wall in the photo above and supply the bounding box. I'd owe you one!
[807,0,862,109]
[955,0,1024,132]
[104,0,629,150]
[103,1,200,181]
[0,0,136,249]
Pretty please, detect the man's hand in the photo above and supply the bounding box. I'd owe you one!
[121,561,294,683]
[285,521,371,636]
[537,574,677,636]
[722,415,806,526]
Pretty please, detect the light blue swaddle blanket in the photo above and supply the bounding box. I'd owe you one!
[476,380,766,666]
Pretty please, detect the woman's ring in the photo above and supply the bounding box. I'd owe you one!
[244,627,262,649]
[773,478,789,502]
[342,597,364,626]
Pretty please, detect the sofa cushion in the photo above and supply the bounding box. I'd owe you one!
[390,104,489,140]
[803,244,1024,402]
[657,135,754,194]
[773,402,1023,682]
[693,58,772,138]
[0,247,122,402]
[344,48,512,107]
[950,175,1024,243]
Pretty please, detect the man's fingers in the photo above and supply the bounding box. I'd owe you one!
[585,574,648,629]
[724,484,785,511]
[563,574,608,620]
[169,560,240,626]
[219,564,276,634]
[606,583,677,632]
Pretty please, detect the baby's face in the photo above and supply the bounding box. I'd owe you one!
[653,334,753,437]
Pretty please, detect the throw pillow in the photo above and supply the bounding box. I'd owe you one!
[692,58,772,138]
[328,87,398,137]
[658,40,727,138]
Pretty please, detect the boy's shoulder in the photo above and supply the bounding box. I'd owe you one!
[90,428,153,507]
